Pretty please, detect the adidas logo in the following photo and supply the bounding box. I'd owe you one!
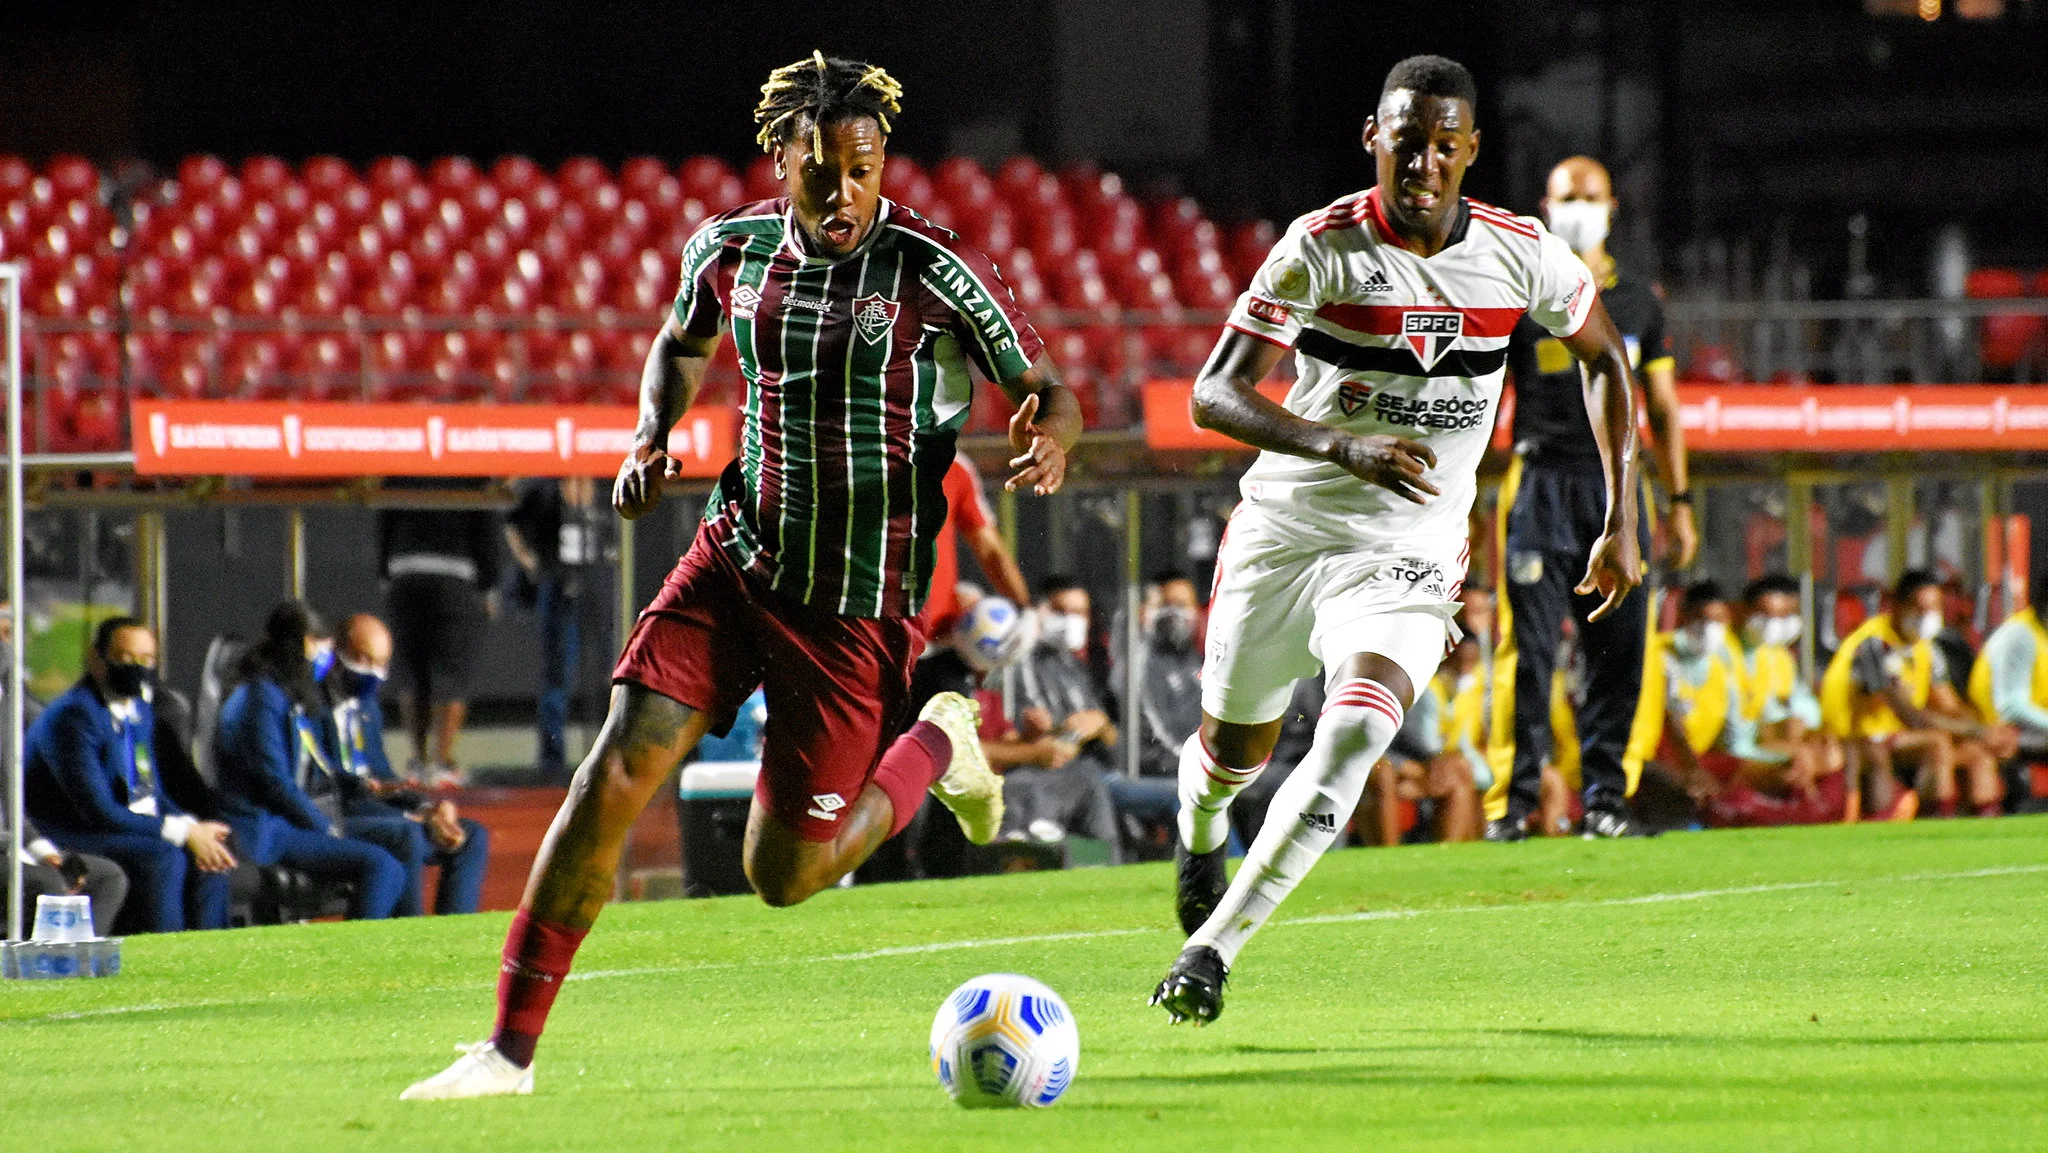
[1361,269,1393,293]
[1300,811,1338,834]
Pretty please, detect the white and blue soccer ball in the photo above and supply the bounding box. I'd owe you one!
[951,596,1035,675]
[928,973,1080,1108]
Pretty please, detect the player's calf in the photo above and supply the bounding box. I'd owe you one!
[1176,726,1275,854]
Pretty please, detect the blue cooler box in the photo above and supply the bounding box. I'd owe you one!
[676,761,760,897]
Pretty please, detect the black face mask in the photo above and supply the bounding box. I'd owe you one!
[104,662,155,699]
[1151,607,1196,654]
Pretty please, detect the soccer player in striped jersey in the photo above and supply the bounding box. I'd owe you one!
[1151,55,1643,1025]
[404,52,1082,1100]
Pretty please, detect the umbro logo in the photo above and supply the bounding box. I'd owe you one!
[1300,811,1337,835]
[730,283,761,320]
[1361,269,1394,293]
[808,792,847,822]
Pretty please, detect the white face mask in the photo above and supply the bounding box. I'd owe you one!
[1914,609,1944,642]
[1745,614,1802,649]
[1546,200,1611,254]
[1673,619,1727,661]
[1042,611,1088,653]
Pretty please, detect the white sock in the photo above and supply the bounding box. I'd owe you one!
[1176,732,1268,854]
[1187,678,1404,967]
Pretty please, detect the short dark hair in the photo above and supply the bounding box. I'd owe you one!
[91,615,147,658]
[753,51,903,156]
[1149,569,1192,587]
[1381,54,1479,111]
[1894,568,1941,604]
[1681,579,1726,615]
[1742,573,1801,603]
[1037,574,1081,600]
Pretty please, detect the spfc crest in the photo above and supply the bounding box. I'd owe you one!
[1401,309,1463,372]
[852,293,900,344]
[1337,379,1373,416]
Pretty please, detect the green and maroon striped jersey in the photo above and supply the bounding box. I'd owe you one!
[672,197,1044,618]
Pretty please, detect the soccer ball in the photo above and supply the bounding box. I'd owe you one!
[928,973,1080,1108]
[951,596,1035,675]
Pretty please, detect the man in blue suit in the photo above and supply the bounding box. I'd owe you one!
[326,613,491,915]
[23,617,235,932]
[215,602,407,921]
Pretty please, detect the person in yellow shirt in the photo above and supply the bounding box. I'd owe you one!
[1359,591,1486,845]
[1821,569,2013,820]
[1731,574,1842,820]
[1967,578,2048,809]
[1627,581,1808,826]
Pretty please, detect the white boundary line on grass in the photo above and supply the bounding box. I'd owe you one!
[9,862,2045,1023]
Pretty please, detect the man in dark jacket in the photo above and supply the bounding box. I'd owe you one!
[378,482,503,783]
[23,618,233,932]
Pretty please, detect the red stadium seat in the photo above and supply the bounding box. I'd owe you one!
[1967,268,2045,374]
[429,156,481,194]
[292,336,359,400]
[620,157,669,195]
[0,155,33,196]
[1228,220,1277,284]
[300,155,356,192]
[179,155,230,194]
[743,155,781,203]
[558,156,609,193]
[493,155,548,195]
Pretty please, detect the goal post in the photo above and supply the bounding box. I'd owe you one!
[5,261,23,943]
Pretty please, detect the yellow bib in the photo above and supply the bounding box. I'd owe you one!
[1820,616,1931,738]
[1968,607,2048,725]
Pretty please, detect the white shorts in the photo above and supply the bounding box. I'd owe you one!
[1201,509,1463,725]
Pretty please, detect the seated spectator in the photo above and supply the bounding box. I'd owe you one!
[998,579,1123,860]
[3,610,129,934]
[1633,581,1815,827]
[1968,578,2048,807]
[1821,569,2014,820]
[1734,574,1844,820]
[1364,631,1485,845]
[215,602,408,920]
[325,614,491,915]
[23,617,234,932]
[1108,573,1204,856]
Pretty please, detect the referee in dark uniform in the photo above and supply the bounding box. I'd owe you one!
[1484,156,1694,839]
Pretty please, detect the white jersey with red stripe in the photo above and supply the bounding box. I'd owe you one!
[1225,186,1597,563]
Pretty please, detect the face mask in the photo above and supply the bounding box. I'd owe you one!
[1914,610,1944,642]
[1044,612,1088,654]
[1672,620,1723,660]
[309,641,337,682]
[1700,620,1729,654]
[104,661,154,699]
[1745,615,1802,649]
[1546,200,1611,254]
[1151,606,1195,653]
[336,657,386,701]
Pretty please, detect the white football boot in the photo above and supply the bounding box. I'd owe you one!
[399,1041,534,1100]
[920,692,1004,844]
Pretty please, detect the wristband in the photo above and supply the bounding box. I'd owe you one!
[1668,491,1693,506]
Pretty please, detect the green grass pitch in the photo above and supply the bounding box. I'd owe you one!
[5,817,2046,1152]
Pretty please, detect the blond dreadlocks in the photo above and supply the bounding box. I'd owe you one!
[753,51,903,158]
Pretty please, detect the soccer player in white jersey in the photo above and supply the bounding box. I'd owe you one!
[1151,55,1643,1025]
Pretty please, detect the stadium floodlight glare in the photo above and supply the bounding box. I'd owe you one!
[5,261,22,945]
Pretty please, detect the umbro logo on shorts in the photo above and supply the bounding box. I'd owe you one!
[1300,811,1337,834]
[808,792,847,821]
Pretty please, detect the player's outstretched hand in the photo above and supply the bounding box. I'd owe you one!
[1576,527,1644,622]
[614,441,680,520]
[1329,433,1439,504]
[1006,393,1068,496]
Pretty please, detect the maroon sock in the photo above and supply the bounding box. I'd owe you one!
[873,721,953,837]
[490,910,589,1068]
[1975,801,2003,818]
[1937,796,1958,819]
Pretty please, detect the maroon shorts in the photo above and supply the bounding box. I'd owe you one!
[613,533,927,841]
